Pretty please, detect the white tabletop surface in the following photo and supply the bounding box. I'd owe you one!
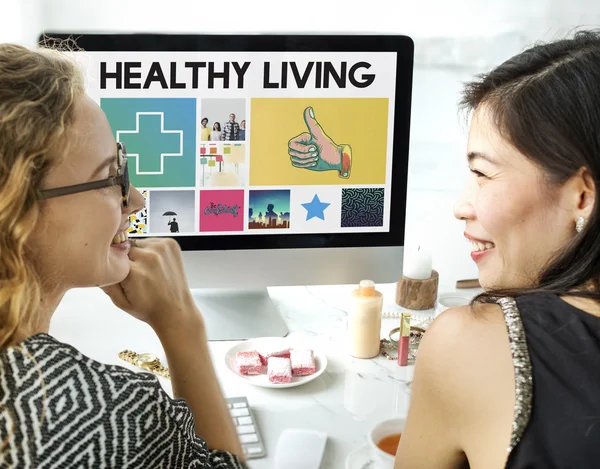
[49,282,480,468]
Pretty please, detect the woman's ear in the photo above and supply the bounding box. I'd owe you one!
[577,166,596,219]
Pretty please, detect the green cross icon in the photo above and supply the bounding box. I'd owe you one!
[116,112,183,175]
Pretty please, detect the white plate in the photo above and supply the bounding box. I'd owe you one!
[224,337,327,388]
[346,444,377,469]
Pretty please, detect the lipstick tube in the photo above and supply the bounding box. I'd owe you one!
[398,313,411,366]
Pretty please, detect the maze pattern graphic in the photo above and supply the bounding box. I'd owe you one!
[341,188,385,227]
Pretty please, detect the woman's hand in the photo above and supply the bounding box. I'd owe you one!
[103,238,244,458]
[101,238,202,332]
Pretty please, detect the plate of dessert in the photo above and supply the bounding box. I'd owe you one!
[224,337,327,388]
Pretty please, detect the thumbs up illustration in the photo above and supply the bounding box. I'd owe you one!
[287,107,352,178]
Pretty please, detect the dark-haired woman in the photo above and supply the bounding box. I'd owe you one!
[395,30,600,469]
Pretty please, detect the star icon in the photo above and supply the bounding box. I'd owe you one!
[301,194,331,221]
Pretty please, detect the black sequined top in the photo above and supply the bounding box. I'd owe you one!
[499,293,600,468]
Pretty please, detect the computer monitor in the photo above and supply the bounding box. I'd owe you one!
[43,33,414,340]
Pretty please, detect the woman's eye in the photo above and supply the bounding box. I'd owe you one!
[469,168,486,178]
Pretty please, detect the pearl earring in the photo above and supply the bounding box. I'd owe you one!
[576,216,588,233]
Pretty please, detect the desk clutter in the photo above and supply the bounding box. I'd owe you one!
[344,275,437,366]
[379,318,427,364]
[346,273,433,365]
[116,274,479,465]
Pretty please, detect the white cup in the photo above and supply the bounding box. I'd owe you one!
[434,292,473,317]
[367,417,405,469]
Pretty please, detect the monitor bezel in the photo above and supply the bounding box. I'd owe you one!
[41,33,413,251]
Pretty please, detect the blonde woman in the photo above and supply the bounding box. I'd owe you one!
[0,44,245,467]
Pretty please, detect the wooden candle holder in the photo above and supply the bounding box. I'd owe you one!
[395,270,439,310]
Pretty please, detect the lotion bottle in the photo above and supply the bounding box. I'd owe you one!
[348,280,383,358]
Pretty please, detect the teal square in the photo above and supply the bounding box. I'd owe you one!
[101,98,197,188]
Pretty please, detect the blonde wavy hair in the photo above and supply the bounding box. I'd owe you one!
[0,43,84,349]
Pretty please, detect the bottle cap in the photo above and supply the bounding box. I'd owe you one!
[400,313,411,336]
[358,279,375,295]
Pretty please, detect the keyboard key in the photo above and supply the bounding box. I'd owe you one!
[233,402,247,408]
[240,434,259,444]
[237,424,255,435]
[246,446,263,455]
[238,416,253,425]
[230,408,249,417]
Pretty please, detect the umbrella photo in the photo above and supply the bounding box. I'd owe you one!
[162,211,177,216]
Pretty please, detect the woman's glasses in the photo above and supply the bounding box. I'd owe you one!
[38,142,130,207]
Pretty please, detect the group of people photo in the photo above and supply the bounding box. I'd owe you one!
[200,113,247,142]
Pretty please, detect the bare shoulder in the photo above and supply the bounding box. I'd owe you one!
[420,303,508,358]
[397,302,516,468]
[416,302,514,409]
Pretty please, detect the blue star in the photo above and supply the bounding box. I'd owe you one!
[301,194,331,221]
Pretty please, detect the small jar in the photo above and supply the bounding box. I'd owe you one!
[348,280,383,358]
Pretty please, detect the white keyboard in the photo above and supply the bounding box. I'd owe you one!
[227,396,266,459]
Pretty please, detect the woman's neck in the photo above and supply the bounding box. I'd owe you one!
[11,287,64,346]
[562,295,600,318]
[562,281,600,317]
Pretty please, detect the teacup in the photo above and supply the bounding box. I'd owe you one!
[434,292,472,317]
[367,417,405,469]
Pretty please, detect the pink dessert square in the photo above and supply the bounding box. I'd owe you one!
[258,346,291,366]
[267,357,292,384]
[290,349,316,376]
[235,351,262,375]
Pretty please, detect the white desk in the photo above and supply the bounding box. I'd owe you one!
[49,282,479,468]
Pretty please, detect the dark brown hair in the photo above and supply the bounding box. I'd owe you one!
[460,30,600,303]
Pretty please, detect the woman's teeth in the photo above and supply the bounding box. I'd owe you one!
[471,241,495,252]
[112,232,128,244]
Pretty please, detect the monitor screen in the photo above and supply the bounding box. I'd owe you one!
[47,34,413,252]
[43,34,414,339]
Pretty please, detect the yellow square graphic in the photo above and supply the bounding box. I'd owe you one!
[250,98,389,186]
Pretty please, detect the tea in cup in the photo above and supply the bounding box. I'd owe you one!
[367,417,405,469]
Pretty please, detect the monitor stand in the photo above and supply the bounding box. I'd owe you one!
[189,287,289,341]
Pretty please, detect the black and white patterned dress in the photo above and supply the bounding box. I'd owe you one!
[0,334,247,468]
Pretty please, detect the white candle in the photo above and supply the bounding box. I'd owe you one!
[403,245,433,280]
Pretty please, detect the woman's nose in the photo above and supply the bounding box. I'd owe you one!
[126,185,145,215]
[453,190,475,221]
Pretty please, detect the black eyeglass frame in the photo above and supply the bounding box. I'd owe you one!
[38,142,130,207]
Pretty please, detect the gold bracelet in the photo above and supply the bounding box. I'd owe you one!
[118,349,171,379]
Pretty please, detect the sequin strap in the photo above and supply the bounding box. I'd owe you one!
[496,297,533,453]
